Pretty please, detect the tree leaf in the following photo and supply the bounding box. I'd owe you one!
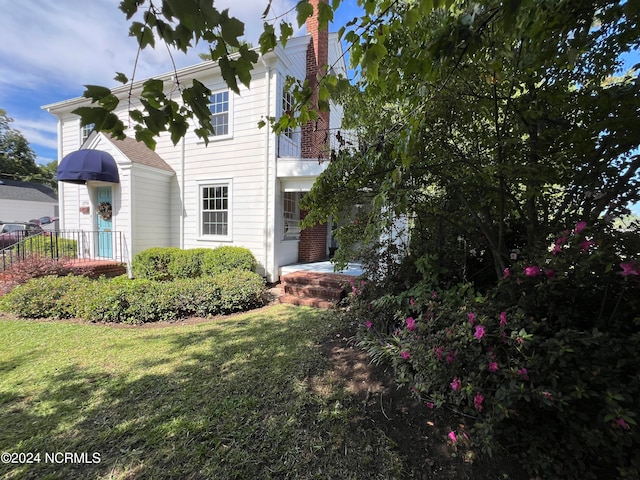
[296,1,314,27]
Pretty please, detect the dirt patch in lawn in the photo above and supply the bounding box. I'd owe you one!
[319,320,529,480]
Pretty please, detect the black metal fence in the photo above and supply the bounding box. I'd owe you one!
[1,230,127,273]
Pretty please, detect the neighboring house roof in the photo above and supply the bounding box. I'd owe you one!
[0,178,57,203]
[105,134,175,173]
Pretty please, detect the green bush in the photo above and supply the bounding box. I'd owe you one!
[131,247,181,281]
[20,235,78,259]
[0,275,93,319]
[202,246,258,275]
[209,270,267,314]
[132,246,258,281]
[2,270,267,324]
[168,248,211,279]
[354,220,640,480]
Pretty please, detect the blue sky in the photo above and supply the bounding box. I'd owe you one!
[0,0,364,166]
[0,0,637,222]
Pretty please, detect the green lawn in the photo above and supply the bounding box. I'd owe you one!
[0,305,401,479]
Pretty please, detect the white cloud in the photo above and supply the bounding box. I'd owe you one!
[0,0,310,159]
[0,0,300,93]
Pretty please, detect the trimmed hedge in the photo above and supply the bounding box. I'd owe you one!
[168,248,211,279]
[131,247,182,281]
[201,246,258,276]
[132,246,258,280]
[0,271,267,324]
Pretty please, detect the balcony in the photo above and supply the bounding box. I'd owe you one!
[277,128,359,189]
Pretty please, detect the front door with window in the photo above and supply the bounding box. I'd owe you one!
[96,186,113,258]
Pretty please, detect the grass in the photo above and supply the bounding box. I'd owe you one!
[0,305,402,479]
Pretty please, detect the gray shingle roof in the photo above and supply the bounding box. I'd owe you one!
[0,178,57,203]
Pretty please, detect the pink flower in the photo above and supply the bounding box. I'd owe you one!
[544,268,555,278]
[620,261,640,276]
[499,311,507,326]
[446,350,455,364]
[525,266,541,277]
[580,239,595,251]
[366,321,372,329]
[400,350,411,360]
[409,297,415,306]
[503,267,510,278]
[614,418,630,430]
[451,377,461,391]
[573,221,587,234]
[541,391,553,401]
[488,362,499,372]
[474,325,486,340]
[434,346,444,360]
[426,402,435,409]
[467,312,476,326]
[517,368,529,380]
[448,431,457,443]
[474,392,484,412]
[431,290,438,299]
[406,316,416,331]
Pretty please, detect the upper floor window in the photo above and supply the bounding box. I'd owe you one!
[208,90,230,137]
[282,90,294,139]
[81,123,94,144]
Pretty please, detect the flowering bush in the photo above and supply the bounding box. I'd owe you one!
[355,221,639,479]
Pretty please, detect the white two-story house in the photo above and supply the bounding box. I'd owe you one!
[43,2,346,282]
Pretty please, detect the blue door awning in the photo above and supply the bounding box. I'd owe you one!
[57,149,120,184]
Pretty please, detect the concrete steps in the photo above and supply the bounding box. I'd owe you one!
[279,271,350,308]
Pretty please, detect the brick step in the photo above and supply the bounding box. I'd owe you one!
[278,294,337,309]
[283,284,344,301]
[278,271,353,309]
[280,271,349,289]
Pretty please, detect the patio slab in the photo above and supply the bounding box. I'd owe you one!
[278,261,363,277]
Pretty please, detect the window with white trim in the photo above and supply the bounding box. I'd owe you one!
[283,192,301,240]
[208,90,230,137]
[201,183,230,237]
[81,123,94,143]
[282,90,294,139]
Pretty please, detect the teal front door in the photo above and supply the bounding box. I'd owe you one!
[96,186,113,258]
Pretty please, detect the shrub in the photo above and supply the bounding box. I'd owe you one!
[2,270,267,324]
[168,248,211,279]
[0,275,94,319]
[131,247,181,281]
[202,246,257,275]
[354,220,640,480]
[20,235,78,259]
[0,256,90,297]
[209,270,267,314]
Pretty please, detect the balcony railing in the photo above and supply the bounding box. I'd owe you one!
[277,128,360,160]
[1,230,128,274]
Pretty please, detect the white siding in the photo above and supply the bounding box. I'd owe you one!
[46,33,345,281]
[130,167,173,254]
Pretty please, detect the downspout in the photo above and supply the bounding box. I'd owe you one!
[180,136,186,249]
[261,56,272,281]
[55,117,65,230]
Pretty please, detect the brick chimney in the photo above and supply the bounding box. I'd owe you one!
[306,0,329,73]
[302,0,330,159]
[298,0,330,263]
